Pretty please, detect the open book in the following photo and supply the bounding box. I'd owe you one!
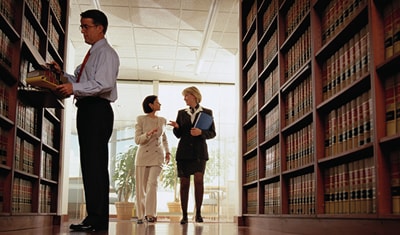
[194,112,213,130]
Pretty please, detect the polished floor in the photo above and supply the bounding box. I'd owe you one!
[0,218,297,235]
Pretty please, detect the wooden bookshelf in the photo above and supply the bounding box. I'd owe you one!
[0,0,67,231]
[239,0,400,233]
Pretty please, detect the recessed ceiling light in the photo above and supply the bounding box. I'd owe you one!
[152,65,163,70]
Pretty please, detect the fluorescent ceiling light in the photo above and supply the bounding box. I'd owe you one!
[195,0,220,75]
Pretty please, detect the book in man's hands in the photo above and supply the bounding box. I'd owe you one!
[194,112,213,130]
[26,64,67,90]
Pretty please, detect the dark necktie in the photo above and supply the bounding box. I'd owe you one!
[77,50,90,83]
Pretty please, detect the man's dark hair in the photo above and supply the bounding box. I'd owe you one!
[142,95,158,113]
[80,9,108,34]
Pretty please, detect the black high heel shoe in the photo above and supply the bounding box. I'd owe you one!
[180,217,188,224]
[195,215,203,223]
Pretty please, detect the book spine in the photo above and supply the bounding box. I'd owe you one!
[385,76,396,136]
[384,2,394,59]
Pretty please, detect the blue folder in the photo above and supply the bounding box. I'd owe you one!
[194,112,213,130]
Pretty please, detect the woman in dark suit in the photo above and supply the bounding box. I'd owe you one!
[168,86,216,224]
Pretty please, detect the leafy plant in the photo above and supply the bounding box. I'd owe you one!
[160,147,224,202]
[160,147,179,202]
[112,145,137,202]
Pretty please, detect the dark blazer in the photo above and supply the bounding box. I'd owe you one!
[173,106,216,161]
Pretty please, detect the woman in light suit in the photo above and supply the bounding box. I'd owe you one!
[135,95,170,224]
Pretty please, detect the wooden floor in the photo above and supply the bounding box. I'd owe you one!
[0,218,300,235]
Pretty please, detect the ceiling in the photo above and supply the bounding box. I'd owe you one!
[67,0,239,84]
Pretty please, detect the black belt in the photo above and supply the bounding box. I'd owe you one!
[75,97,110,107]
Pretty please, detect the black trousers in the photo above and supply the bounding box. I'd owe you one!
[76,97,113,226]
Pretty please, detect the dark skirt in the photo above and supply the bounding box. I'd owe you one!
[177,159,206,177]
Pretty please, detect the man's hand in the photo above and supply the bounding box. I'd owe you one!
[55,83,73,98]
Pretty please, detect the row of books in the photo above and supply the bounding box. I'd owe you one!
[22,16,41,51]
[325,91,372,158]
[284,27,311,80]
[246,187,258,214]
[246,93,257,121]
[284,0,310,37]
[245,1,257,32]
[286,124,314,170]
[321,0,367,43]
[0,127,8,165]
[41,151,54,180]
[245,32,257,61]
[289,172,315,215]
[384,72,400,136]
[263,66,279,103]
[0,174,4,212]
[39,184,53,213]
[384,0,400,59]
[0,30,13,68]
[0,79,10,118]
[262,30,277,68]
[390,149,400,214]
[26,0,42,22]
[14,137,35,174]
[245,156,258,183]
[322,26,369,101]
[285,75,312,125]
[324,157,375,214]
[17,102,38,136]
[12,177,32,213]
[42,118,56,147]
[264,181,281,214]
[48,22,61,53]
[264,106,279,140]
[49,0,62,23]
[265,143,280,178]
[261,0,277,32]
[246,62,257,91]
[246,124,257,152]
[0,0,14,26]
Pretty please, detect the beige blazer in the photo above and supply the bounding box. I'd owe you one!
[134,115,170,167]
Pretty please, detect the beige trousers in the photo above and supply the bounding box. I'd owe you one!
[135,165,162,220]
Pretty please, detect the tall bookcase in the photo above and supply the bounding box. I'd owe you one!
[0,0,67,231]
[240,0,400,233]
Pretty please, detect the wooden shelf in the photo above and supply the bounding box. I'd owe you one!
[0,0,68,231]
[239,0,400,233]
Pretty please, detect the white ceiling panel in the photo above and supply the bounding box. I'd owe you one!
[67,1,239,129]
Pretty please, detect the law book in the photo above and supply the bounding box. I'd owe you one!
[384,2,394,59]
[390,151,400,214]
[194,112,213,130]
[25,64,67,90]
[396,73,400,134]
[385,76,396,136]
[394,0,400,54]
[26,74,59,90]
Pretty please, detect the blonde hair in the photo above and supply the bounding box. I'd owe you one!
[182,86,202,103]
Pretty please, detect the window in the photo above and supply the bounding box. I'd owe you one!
[67,81,238,222]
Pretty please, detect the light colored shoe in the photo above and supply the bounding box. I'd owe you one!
[145,216,156,223]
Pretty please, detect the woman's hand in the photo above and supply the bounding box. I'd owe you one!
[190,127,202,136]
[165,152,171,164]
[168,121,179,129]
[146,127,158,137]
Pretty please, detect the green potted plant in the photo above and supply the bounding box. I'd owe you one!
[112,145,137,220]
